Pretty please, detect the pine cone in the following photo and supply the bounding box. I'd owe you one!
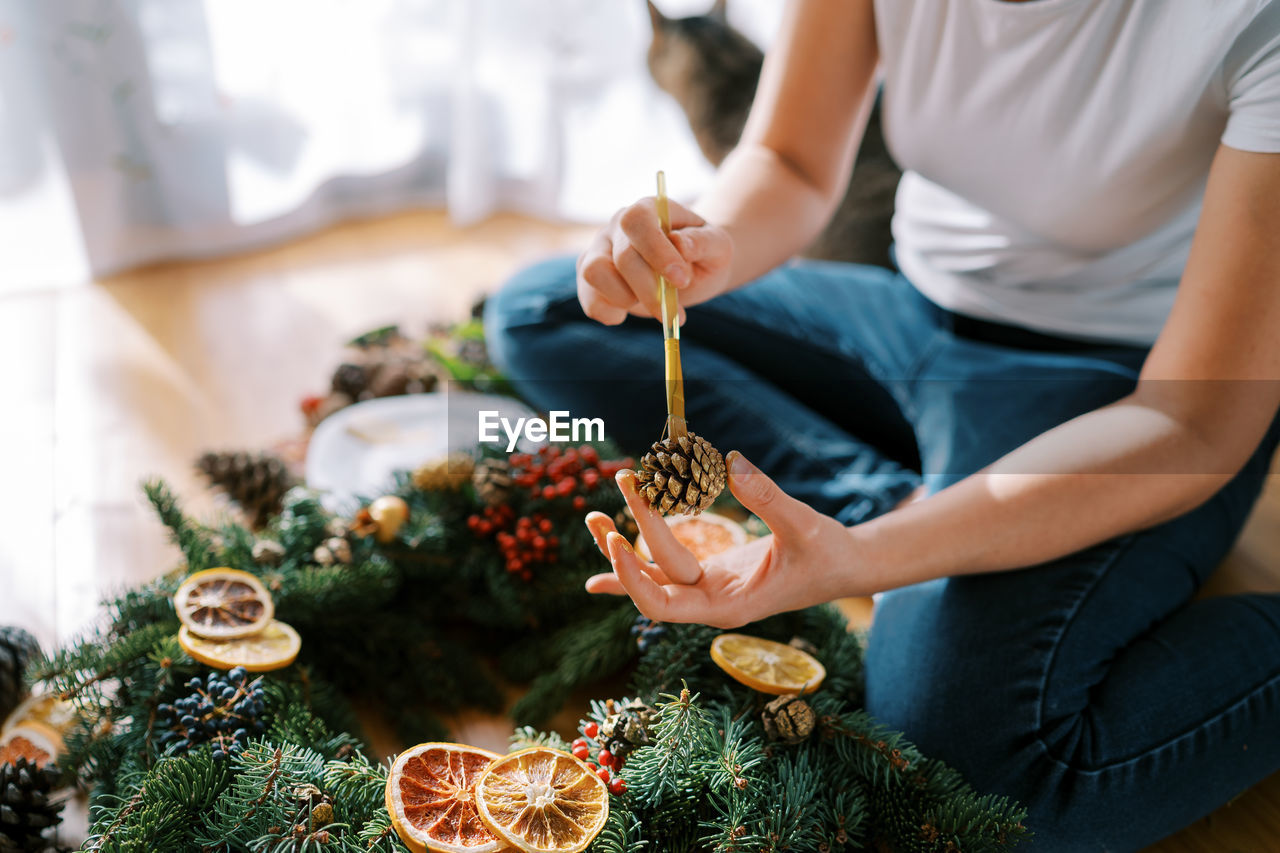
[331,362,370,400]
[636,432,726,516]
[472,458,514,506]
[599,699,655,765]
[761,695,815,745]
[196,451,297,529]
[0,628,38,722]
[413,453,475,492]
[0,758,63,852]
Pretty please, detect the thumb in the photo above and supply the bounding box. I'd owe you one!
[725,451,808,536]
[672,226,728,265]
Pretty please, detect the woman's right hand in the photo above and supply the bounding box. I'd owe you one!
[576,196,734,325]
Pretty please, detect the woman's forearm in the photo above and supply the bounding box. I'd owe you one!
[848,394,1249,592]
[694,143,845,289]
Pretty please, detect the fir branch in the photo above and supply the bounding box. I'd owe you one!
[144,479,217,572]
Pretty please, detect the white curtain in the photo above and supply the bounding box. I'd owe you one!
[0,0,782,290]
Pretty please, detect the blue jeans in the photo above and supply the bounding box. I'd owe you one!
[485,256,1280,851]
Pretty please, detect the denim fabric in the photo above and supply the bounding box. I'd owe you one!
[485,255,1280,850]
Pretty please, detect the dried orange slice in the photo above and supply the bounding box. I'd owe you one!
[710,633,826,695]
[177,620,300,672]
[2,693,77,747]
[0,721,61,767]
[635,511,749,562]
[385,742,509,853]
[474,747,609,853]
[173,567,274,640]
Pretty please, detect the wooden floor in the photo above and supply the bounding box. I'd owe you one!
[1,210,1276,850]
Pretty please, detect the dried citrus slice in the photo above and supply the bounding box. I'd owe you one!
[385,742,509,853]
[710,633,826,695]
[2,693,77,746]
[635,511,749,562]
[177,620,300,672]
[173,567,274,640]
[474,747,609,853]
[0,721,61,767]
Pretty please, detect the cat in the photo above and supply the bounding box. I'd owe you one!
[646,0,900,269]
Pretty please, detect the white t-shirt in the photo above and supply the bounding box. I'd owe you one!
[874,0,1280,345]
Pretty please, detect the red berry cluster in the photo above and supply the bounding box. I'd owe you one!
[467,506,559,581]
[508,445,631,511]
[572,721,627,795]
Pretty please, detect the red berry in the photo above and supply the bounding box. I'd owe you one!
[597,767,610,783]
[521,570,533,581]
[542,485,556,500]
[584,722,599,739]
[586,762,597,772]
[581,446,599,464]
[598,750,614,768]
[538,518,554,533]
[573,496,586,510]
[571,737,587,749]
[547,536,559,549]
[572,744,590,761]
[609,777,627,795]
[533,536,547,551]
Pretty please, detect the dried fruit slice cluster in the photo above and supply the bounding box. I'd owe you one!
[386,745,610,853]
[173,567,299,673]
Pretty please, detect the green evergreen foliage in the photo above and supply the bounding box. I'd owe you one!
[24,441,1027,851]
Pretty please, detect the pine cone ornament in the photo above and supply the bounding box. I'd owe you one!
[636,432,726,516]
[599,699,655,765]
[413,453,475,492]
[0,628,38,722]
[0,758,63,852]
[331,362,371,400]
[196,451,297,529]
[472,457,514,506]
[761,695,816,745]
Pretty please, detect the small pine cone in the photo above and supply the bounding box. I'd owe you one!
[251,539,287,567]
[761,695,816,745]
[196,451,297,530]
[331,362,370,400]
[472,458,514,506]
[0,627,39,722]
[413,453,475,492]
[0,758,64,851]
[635,432,726,516]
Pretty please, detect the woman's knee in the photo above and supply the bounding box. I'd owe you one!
[483,254,580,375]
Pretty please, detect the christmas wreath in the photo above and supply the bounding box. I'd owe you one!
[1,327,1031,852]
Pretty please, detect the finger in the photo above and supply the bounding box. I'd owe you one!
[613,243,666,319]
[606,531,674,619]
[585,573,628,595]
[618,200,692,288]
[578,240,635,326]
[725,451,811,539]
[607,533,720,624]
[616,470,704,584]
[585,511,674,584]
[584,511,618,558]
[671,226,730,266]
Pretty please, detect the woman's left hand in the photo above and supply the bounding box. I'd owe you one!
[584,451,873,628]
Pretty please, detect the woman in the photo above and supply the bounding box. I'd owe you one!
[485,0,1280,848]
